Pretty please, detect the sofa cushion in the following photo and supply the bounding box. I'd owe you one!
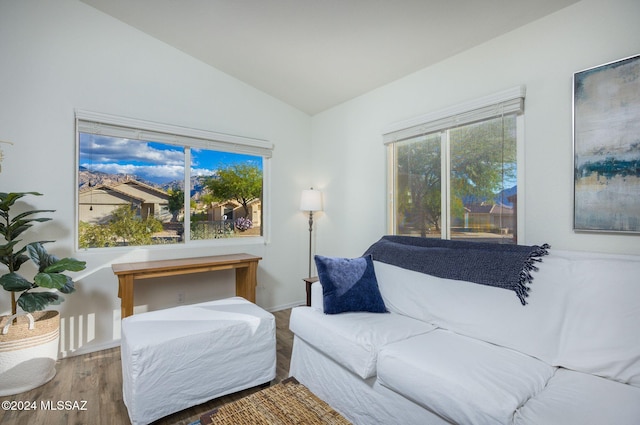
[514,368,640,425]
[552,252,640,387]
[377,329,555,425]
[374,249,640,388]
[289,306,435,379]
[373,258,566,363]
[315,254,387,314]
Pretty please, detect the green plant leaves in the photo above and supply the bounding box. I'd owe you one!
[0,192,43,212]
[1,192,86,314]
[0,272,32,291]
[17,291,63,313]
[43,257,86,273]
[56,275,76,294]
[26,242,52,269]
[27,242,86,273]
[1,215,53,240]
[34,272,69,289]
[28,243,83,293]
[0,243,30,271]
[0,240,21,256]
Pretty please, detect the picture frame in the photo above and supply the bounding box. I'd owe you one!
[573,54,640,233]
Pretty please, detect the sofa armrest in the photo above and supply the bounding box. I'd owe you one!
[310,281,324,313]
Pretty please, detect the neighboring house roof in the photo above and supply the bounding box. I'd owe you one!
[489,204,514,215]
[78,184,146,204]
[464,203,513,215]
[113,180,169,203]
[79,178,172,207]
[465,204,493,214]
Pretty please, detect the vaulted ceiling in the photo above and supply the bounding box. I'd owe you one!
[80,0,579,115]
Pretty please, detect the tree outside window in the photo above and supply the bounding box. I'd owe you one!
[393,114,518,243]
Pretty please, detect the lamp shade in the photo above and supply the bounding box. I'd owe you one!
[300,188,322,212]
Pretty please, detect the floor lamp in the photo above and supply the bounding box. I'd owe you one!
[300,188,323,278]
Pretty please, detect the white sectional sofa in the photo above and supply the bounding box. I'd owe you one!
[289,238,640,425]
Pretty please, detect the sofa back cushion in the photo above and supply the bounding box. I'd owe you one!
[374,249,640,387]
[374,259,566,364]
[553,252,640,387]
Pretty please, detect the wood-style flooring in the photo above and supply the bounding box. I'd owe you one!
[0,308,294,425]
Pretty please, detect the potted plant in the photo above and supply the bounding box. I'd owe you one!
[0,191,86,396]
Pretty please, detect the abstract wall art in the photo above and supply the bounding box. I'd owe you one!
[573,54,640,233]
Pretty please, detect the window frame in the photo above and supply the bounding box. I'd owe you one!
[74,110,272,252]
[384,87,525,242]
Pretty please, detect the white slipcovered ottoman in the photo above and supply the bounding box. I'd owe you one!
[120,296,276,425]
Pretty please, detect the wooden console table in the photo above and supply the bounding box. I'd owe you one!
[112,253,262,318]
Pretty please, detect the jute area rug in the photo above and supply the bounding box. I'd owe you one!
[199,377,351,425]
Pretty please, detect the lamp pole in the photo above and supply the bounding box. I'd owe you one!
[307,209,315,278]
[300,187,322,278]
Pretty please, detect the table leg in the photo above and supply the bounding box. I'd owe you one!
[235,261,258,303]
[306,280,312,306]
[119,275,135,319]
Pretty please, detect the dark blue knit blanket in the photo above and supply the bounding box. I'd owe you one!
[363,236,550,305]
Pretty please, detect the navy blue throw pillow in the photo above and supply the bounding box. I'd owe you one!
[314,254,387,315]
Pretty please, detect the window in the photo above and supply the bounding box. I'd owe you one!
[76,111,272,249]
[384,87,524,244]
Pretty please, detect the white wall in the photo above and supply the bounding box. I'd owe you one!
[0,0,313,356]
[311,0,640,259]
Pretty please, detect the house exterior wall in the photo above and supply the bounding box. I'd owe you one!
[78,188,142,224]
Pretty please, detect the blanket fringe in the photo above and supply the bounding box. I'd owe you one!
[517,243,551,305]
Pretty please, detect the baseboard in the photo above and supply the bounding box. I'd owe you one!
[59,340,121,359]
[266,299,306,312]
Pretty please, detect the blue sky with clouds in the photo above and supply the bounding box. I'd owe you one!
[79,133,262,184]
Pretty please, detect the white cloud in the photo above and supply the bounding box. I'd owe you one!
[191,167,217,177]
[83,162,185,181]
[80,136,184,166]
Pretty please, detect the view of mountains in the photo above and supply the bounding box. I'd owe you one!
[78,167,209,195]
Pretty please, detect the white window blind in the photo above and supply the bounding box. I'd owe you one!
[382,86,525,144]
[75,110,273,158]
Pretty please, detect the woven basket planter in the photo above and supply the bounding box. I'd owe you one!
[0,311,60,396]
